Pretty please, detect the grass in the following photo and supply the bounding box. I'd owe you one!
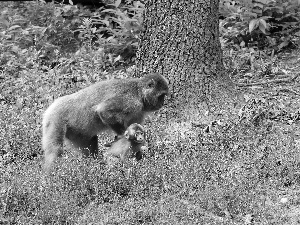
[0,2,300,222]
[1,50,300,223]
[1,88,300,224]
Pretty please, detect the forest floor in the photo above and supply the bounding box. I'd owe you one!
[1,47,300,224]
[229,47,300,224]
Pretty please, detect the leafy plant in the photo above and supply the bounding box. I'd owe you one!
[84,1,144,64]
[220,0,300,52]
[0,1,86,75]
[0,1,144,75]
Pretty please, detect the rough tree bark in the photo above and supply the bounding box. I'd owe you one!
[135,0,241,124]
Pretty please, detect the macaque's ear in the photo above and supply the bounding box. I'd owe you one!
[124,130,129,139]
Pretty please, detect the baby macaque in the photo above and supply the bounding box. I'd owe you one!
[104,123,146,168]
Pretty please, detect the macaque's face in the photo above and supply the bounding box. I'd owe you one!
[125,123,145,144]
[133,128,144,143]
[142,74,169,111]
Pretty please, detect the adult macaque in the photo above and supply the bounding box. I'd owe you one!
[42,73,168,171]
[104,123,146,168]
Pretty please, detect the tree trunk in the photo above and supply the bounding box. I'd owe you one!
[136,0,241,124]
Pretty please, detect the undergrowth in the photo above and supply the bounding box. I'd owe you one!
[1,90,300,223]
[1,1,300,224]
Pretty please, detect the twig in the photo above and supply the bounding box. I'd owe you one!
[235,73,300,87]
[290,73,300,82]
[278,88,300,96]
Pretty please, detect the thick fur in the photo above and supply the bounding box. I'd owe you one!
[104,123,145,167]
[42,73,168,171]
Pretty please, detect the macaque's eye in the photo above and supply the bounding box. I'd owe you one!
[135,131,143,138]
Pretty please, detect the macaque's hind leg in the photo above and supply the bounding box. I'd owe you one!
[43,123,64,172]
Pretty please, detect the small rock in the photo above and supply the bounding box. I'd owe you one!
[280,197,288,204]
